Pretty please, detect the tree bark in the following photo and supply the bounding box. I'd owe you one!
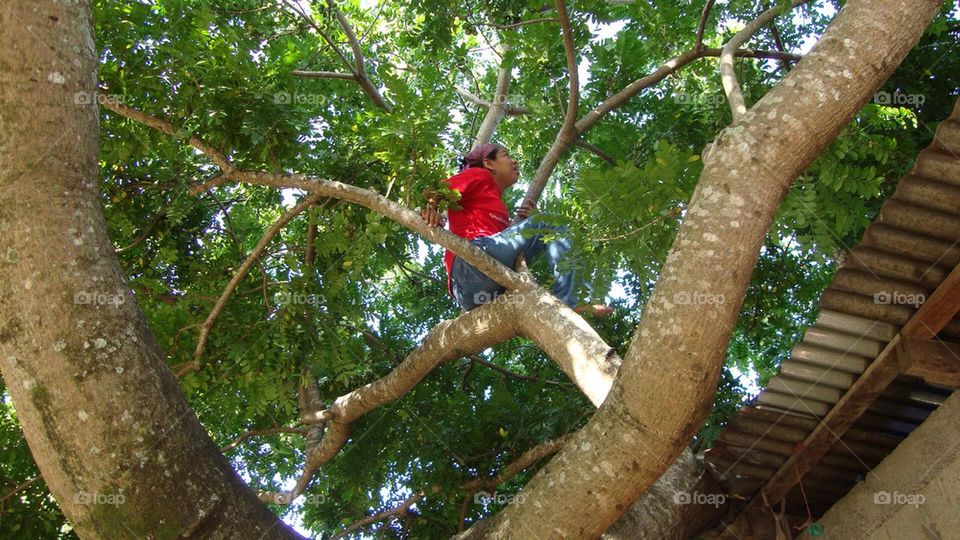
[0,2,300,537]
[461,0,942,536]
[601,449,727,540]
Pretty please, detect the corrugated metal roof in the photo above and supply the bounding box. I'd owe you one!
[703,97,960,526]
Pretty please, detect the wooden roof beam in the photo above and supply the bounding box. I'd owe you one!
[902,338,960,387]
[720,260,960,528]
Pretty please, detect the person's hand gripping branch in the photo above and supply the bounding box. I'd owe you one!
[515,198,537,221]
[420,189,446,228]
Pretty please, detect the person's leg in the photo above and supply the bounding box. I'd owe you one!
[451,245,505,311]
[485,218,580,309]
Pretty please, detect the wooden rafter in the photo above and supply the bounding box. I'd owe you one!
[721,259,960,531]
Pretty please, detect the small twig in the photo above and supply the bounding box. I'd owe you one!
[0,476,39,503]
[332,488,437,540]
[573,139,614,164]
[220,427,309,453]
[468,354,572,387]
[454,87,531,116]
[290,70,356,81]
[191,193,324,369]
[476,17,559,30]
[595,207,683,242]
[114,193,184,253]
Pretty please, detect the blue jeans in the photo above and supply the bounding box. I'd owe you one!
[451,217,580,310]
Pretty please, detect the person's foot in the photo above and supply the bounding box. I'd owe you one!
[574,304,614,317]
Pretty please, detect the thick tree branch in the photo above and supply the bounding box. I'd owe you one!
[467,0,941,535]
[473,58,513,146]
[230,170,530,292]
[721,0,811,119]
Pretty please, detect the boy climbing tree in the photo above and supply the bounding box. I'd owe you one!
[422,143,613,316]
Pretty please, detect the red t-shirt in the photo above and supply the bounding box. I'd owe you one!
[442,167,510,296]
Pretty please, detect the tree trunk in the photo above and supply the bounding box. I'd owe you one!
[460,0,942,536]
[602,449,726,540]
[0,2,300,537]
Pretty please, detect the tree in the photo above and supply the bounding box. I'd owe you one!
[0,0,954,538]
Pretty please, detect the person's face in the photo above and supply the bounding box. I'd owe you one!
[484,149,519,190]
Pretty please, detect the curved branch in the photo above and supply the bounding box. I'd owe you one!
[100,97,233,173]
[181,192,324,376]
[261,299,520,504]
[99,101,530,294]
[330,1,392,111]
[721,0,811,120]
[281,0,352,68]
[522,17,806,213]
[230,171,529,293]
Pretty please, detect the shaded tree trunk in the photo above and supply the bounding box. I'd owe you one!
[0,2,300,537]
[459,0,941,536]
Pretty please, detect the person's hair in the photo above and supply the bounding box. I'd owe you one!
[459,143,503,172]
